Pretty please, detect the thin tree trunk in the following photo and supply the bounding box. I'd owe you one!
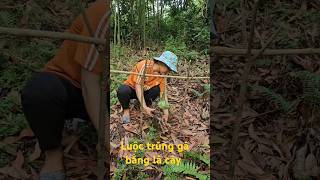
[131,0,135,47]
[147,0,149,18]
[156,0,159,43]
[117,2,120,47]
[160,0,163,19]
[159,0,163,35]
[113,2,116,48]
[143,0,146,49]
[152,0,155,17]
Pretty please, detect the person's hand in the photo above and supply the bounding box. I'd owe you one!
[143,106,155,116]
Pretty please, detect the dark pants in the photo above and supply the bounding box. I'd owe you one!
[21,72,89,151]
[117,84,160,109]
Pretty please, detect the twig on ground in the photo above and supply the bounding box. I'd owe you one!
[211,46,320,55]
[229,0,261,178]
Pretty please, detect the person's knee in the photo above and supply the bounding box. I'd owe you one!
[151,86,160,97]
[117,85,130,97]
[155,86,160,94]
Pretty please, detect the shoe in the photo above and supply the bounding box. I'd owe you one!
[122,115,130,124]
[39,170,66,180]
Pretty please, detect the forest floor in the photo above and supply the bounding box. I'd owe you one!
[212,1,320,179]
[110,47,210,179]
[0,1,210,180]
[0,1,110,179]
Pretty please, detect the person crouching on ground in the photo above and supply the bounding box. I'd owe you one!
[20,1,108,179]
[117,51,178,124]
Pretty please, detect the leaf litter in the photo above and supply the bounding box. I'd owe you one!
[212,1,320,179]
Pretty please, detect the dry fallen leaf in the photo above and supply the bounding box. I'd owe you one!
[238,160,265,176]
[305,153,320,177]
[122,124,139,134]
[29,142,41,162]
[0,151,29,179]
[248,123,272,146]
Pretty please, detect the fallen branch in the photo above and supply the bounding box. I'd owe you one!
[229,0,261,178]
[229,14,283,180]
[0,27,105,45]
[110,70,209,79]
[211,46,320,55]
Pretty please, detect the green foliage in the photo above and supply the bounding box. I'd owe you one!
[216,0,240,8]
[158,98,170,110]
[252,85,296,113]
[255,59,273,68]
[164,36,203,61]
[0,11,19,27]
[113,160,148,180]
[113,162,126,180]
[163,1,209,52]
[110,0,209,52]
[0,113,28,139]
[110,73,127,106]
[184,151,210,166]
[112,44,126,59]
[293,71,320,107]
[0,94,17,117]
[146,126,158,142]
[162,161,209,180]
[0,65,31,90]
[191,83,210,97]
[19,41,56,62]
[0,150,12,168]
[164,37,188,58]
[128,137,144,145]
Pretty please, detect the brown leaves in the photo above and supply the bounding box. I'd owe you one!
[2,128,34,144]
[305,153,320,177]
[122,124,140,135]
[248,124,272,146]
[293,145,320,179]
[0,151,29,179]
[238,148,264,176]
[29,142,41,162]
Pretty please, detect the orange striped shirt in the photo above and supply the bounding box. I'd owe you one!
[124,59,166,97]
[43,0,108,88]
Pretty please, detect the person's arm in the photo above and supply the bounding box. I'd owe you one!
[81,67,101,130]
[135,83,155,116]
[135,83,147,108]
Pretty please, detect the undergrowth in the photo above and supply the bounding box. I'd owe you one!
[112,126,210,179]
[251,70,320,114]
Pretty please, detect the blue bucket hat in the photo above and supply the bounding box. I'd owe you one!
[153,51,178,73]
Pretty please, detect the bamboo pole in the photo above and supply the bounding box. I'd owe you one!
[0,27,105,45]
[139,60,149,138]
[211,46,320,55]
[229,0,261,178]
[78,4,109,180]
[110,70,210,79]
[97,37,107,180]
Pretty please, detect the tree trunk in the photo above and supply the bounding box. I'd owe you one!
[143,0,146,49]
[113,2,116,51]
[117,2,120,52]
[147,0,149,18]
[152,0,155,17]
[130,0,134,47]
[156,0,159,43]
